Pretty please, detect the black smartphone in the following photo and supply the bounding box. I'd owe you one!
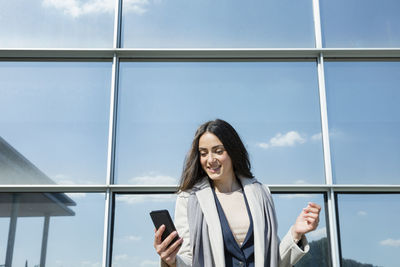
[150,209,180,247]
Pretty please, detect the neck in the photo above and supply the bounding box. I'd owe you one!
[212,174,241,193]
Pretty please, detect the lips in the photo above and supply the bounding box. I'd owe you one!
[208,165,221,174]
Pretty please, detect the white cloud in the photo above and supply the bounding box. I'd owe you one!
[277,194,314,199]
[116,194,176,205]
[114,254,128,261]
[53,174,74,184]
[124,0,150,14]
[258,131,306,149]
[294,179,307,184]
[140,260,159,266]
[357,210,367,216]
[42,0,149,18]
[52,173,97,185]
[125,235,142,241]
[81,260,101,267]
[66,192,87,199]
[308,226,326,240]
[129,174,178,185]
[380,238,400,247]
[311,132,322,141]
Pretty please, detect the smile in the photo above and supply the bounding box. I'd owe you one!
[208,166,221,173]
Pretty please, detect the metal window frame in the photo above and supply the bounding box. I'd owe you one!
[2,0,400,267]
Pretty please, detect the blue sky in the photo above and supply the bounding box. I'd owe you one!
[116,61,325,185]
[320,0,400,47]
[338,194,400,267]
[0,61,111,185]
[325,61,400,184]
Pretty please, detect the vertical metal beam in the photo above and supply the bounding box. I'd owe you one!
[113,0,123,49]
[39,215,50,267]
[317,53,340,267]
[312,0,323,48]
[102,0,123,264]
[102,189,114,267]
[327,189,340,267]
[102,50,120,266]
[5,194,19,267]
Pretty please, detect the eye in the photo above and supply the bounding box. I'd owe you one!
[199,151,208,157]
[215,149,224,155]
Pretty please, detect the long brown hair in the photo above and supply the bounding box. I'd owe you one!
[179,119,253,191]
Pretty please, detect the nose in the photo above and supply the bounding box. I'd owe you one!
[207,153,217,165]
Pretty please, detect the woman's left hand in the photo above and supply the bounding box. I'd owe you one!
[292,202,321,240]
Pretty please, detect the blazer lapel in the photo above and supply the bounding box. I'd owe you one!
[240,177,265,267]
[195,179,225,267]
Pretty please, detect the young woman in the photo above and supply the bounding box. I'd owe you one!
[154,119,321,267]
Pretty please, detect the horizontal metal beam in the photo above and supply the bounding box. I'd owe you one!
[1,48,400,59]
[1,184,400,193]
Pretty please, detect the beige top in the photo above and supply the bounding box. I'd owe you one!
[215,188,250,246]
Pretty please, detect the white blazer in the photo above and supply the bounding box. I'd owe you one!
[163,177,309,267]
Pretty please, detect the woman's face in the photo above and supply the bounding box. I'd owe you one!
[198,132,234,184]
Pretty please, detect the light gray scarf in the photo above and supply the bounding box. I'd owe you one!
[187,178,280,267]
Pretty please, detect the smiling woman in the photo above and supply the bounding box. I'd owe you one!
[153,119,322,267]
[198,133,235,189]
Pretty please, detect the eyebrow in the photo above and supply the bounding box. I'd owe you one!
[198,145,224,150]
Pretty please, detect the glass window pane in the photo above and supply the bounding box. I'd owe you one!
[0,61,111,185]
[320,0,400,48]
[112,194,177,266]
[325,61,400,184]
[273,193,330,267]
[122,0,315,48]
[0,193,105,267]
[116,62,324,185]
[0,0,115,48]
[337,194,400,267]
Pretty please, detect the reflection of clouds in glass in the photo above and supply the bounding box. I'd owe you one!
[311,132,322,141]
[140,260,159,266]
[357,210,367,216]
[380,238,400,247]
[81,260,101,267]
[42,0,148,17]
[277,194,314,199]
[66,192,87,199]
[114,254,128,261]
[326,128,344,139]
[53,174,98,185]
[54,174,75,184]
[129,173,178,185]
[308,226,326,240]
[116,194,176,205]
[124,235,142,242]
[258,131,306,149]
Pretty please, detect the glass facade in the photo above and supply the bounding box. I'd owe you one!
[1,0,399,267]
[121,0,315,48]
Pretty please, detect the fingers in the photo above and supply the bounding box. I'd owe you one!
[302,202,321,230]
[154,229,183,265]
[154,225,165,246]
[155,229,181,255]
[303,212,319,220]
[306,202,321,212]
[161,230,180,249]
[160,236,183,262]
[302,202,321,217]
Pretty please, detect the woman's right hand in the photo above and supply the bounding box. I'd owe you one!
[154,225,183,267]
